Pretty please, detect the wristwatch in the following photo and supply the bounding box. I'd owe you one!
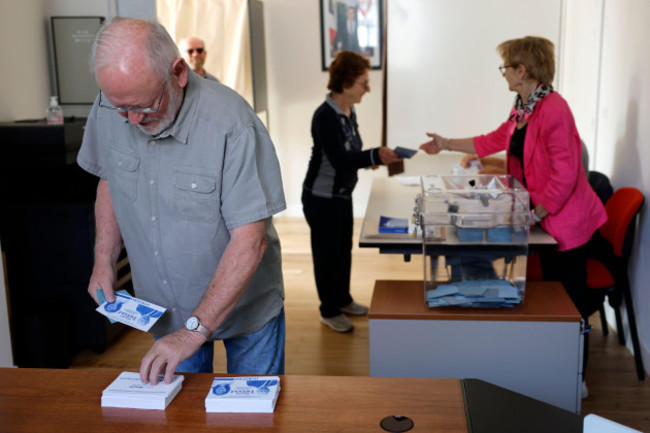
[185,315,212,338]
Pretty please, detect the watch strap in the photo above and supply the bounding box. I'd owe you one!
[194,322,212,338]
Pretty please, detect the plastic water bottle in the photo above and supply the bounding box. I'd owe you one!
[47,96,64,125]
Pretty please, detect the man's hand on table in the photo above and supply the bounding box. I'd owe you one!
[140,329,206,385]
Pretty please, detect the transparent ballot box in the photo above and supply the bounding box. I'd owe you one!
[418,175,531,308]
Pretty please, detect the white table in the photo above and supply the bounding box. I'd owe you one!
[359,176,556,254]
[361,151,556,254]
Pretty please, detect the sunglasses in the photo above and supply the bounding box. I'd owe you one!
[187,48,204,55]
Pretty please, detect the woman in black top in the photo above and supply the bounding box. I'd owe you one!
[302,51,400,332]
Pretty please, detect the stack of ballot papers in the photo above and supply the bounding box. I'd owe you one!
[205,376,281,413]
[426,279,522,308]
[101,371,184,410]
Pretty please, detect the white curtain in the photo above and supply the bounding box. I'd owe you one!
[156,0,253,104]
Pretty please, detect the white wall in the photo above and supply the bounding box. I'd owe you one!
[261,0,387,218]
[0,1,50,121]
[597,0,650,372]
[387,0,562,146]
[558,0,603,165]
[561,0,650,374]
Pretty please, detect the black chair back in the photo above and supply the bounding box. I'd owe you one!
[588,171,613,204]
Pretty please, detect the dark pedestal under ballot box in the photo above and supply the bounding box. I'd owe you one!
[0,120,132,368]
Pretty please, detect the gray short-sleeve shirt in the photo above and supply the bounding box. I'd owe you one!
[78,73,286,339]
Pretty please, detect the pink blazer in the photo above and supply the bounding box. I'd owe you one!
[473,92,607,251]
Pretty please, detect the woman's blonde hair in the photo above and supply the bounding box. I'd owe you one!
[497,36,555,86]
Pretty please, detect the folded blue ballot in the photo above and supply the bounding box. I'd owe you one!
[394,146,418,158]
[379,216,409,233]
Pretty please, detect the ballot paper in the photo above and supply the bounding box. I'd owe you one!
[205,376,281,413]
[96,291,166,332]
[394,146,418,159]
[452,159,482,175]
[427,279,522,308]
[395,176,421,186]
[101,371,184,410]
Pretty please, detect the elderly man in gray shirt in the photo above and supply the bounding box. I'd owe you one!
[78,18,286,385]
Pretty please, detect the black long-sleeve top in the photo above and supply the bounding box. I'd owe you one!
[302,95,380,199]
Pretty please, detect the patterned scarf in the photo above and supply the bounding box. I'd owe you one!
[509,84,554,123]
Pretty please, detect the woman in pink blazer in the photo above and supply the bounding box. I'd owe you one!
[419,36,607,396]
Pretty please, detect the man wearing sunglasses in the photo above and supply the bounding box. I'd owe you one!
[78,18,286,385]
[178,36,220,82]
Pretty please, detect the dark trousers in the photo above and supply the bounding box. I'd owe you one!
[302,191,353,318]
[540,243,590,378]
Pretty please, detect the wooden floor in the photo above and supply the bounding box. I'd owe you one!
[70,217,650,431]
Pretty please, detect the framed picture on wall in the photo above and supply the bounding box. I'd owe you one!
[320,0,383,70]
[51,16,105,104]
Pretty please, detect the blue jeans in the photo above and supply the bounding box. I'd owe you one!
[156,308,285,375]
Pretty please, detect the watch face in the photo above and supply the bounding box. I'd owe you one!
[186,316,199,330]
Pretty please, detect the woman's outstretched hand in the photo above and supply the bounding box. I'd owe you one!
[419,132,446,155]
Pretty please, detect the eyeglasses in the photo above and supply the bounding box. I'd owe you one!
[187,48,204,55]
[355,80,370,89]
[499,65,513,76]
[99,78,168,114]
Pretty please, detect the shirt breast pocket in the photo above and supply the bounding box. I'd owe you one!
[109,146,139,202]
[174,167,219,222]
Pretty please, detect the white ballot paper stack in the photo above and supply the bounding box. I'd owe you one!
[205,376,281,413]
[101,372,184,410]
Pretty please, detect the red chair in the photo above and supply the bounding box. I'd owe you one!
[585,187,645,380]
[526,252,544,281]
[528,170,614,284]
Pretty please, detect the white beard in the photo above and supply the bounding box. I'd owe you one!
[137,84,183,136]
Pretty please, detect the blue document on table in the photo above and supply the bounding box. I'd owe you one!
[379,216,409,233]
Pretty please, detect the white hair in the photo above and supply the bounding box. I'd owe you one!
[91,17,180,79]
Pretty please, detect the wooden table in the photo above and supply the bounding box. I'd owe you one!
[0,368,468,432]
[369,280,584,413]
